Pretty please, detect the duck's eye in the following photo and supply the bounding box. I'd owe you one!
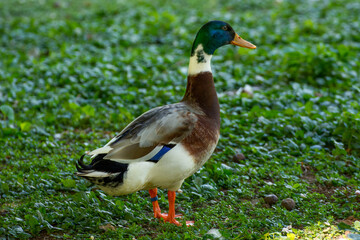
[222,25,228,31]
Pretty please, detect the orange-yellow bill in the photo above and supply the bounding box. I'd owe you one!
[231,33,256,49]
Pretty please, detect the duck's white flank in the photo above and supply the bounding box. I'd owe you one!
[97,144,197,196]
[148,144,196,191]
[188,44,212,76]
[99,161,154,196]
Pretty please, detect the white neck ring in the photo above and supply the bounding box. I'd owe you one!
[188,44,212,76]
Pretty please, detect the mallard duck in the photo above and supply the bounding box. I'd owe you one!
[76,20,256,226]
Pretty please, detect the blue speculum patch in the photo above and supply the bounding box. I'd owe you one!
[148,144,175,163]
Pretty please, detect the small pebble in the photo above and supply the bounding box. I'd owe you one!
[53,2,61,8]
[264,194,278,205]
[281,198,296,211]
[232,152,246,162]
[99,223,116,231]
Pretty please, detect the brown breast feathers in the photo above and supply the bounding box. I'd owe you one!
[181,72,220,163]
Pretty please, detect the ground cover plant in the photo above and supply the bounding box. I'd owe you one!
[1,0,360,239]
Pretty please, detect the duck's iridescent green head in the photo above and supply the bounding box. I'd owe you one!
[191,20,256,56]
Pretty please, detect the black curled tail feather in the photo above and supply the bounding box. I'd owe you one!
[76,154,93,172]
[76,153,108,173]
[75,153,129,187]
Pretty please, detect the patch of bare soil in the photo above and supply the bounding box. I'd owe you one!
[300,164,354,199]
[31,231,60,240]
[335,216,359,226]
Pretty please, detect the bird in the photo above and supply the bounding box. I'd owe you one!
[75,20,256,226]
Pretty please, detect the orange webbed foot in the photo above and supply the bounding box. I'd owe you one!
[158,214,194,226]
[159,214,182,226]
[156,213,183,218]
[148,189,194,226]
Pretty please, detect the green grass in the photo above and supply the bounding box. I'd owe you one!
[1,0,360,239]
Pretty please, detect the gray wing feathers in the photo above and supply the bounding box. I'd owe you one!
[111,103,197,148]
[90,103,198,162]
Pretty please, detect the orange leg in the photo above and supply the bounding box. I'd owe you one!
[149,188,163,219]
[148,189,194,226]
[164,190,181,225]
